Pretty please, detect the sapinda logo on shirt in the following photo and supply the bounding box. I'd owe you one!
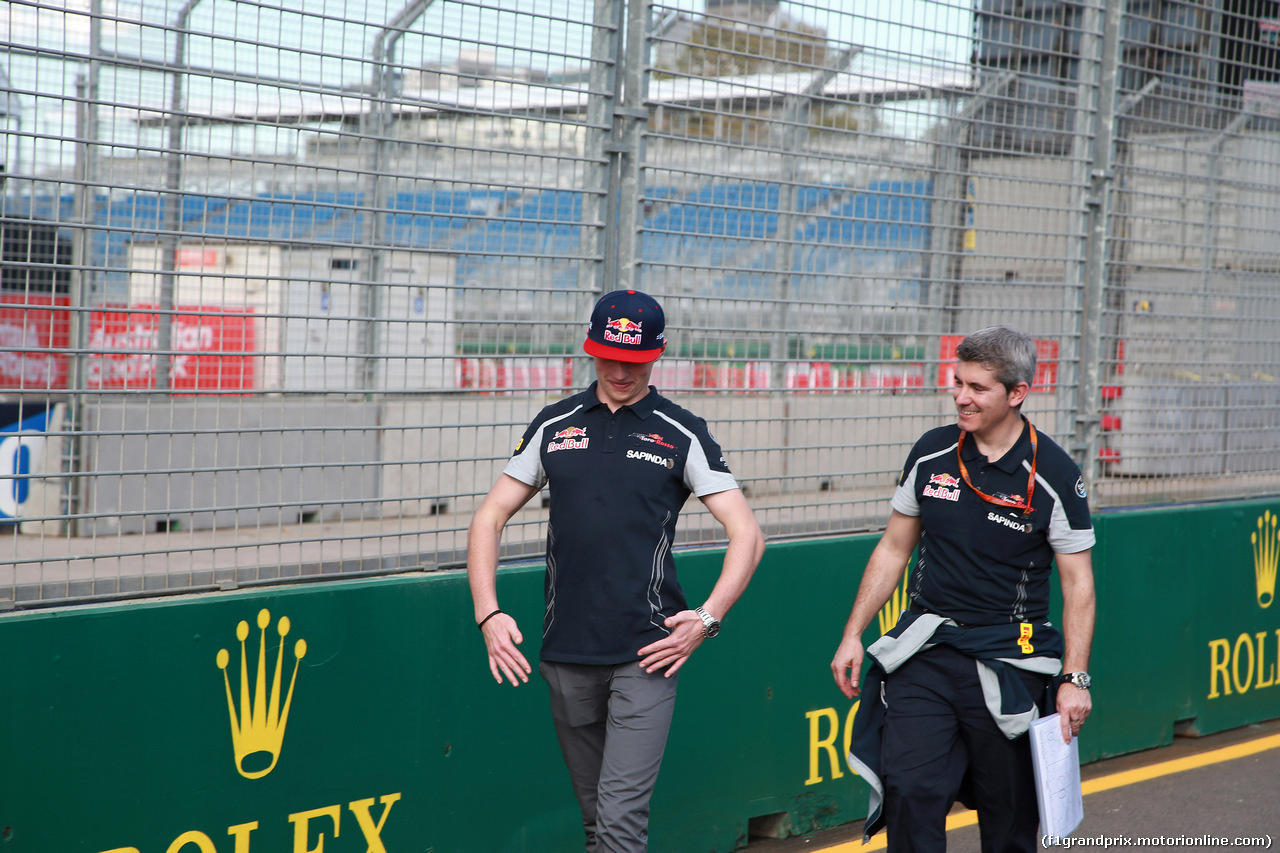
[987,511,1033,534]
[627,449,674,469]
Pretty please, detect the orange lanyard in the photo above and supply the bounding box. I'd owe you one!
[956,419,1038,517]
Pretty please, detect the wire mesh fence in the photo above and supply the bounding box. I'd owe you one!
[3,0,1280,607]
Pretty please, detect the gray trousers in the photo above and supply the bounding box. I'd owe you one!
[540,660,680,853]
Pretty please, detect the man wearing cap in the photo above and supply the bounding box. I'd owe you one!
[830,325,1095,853]
[467,289,765,853]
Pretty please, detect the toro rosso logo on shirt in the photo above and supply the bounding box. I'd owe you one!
[548,426,589,452]
[630,432,676,449]
[922,472,961,502]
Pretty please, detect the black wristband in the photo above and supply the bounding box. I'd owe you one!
[477,609,504,630]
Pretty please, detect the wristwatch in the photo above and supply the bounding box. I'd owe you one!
[1058,671,1091,690]
[694,606,721,639]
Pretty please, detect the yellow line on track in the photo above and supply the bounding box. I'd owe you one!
[812,731,1280,852]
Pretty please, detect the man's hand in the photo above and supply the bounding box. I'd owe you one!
[637,610,705,677]
[831,633,866,700]
[830,511,920,701]
[1056,683,1092,743]
[480,612,532,686]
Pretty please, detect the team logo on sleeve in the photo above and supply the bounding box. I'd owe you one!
[547,426,589,452]
[923,472,961,502]
[1075,476,1087,498]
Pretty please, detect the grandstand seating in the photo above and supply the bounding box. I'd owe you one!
[643,182,835,267]
[800,179,931,250]
[3,179,935,296]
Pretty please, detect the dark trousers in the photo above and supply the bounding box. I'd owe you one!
[881,644,1050,853]
[540,661,679,853]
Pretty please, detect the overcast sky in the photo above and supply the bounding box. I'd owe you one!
[1,0,974,174]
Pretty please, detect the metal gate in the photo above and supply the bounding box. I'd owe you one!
[3,0,1280,606]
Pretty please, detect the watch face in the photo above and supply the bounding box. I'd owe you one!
[696,607,719,638]
[1064,672,1091,689]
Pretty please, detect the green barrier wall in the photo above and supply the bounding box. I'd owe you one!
[2,498,1278,852]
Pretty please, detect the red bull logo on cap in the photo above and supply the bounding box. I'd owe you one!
[584,290,665,362]
[603,317,643,347]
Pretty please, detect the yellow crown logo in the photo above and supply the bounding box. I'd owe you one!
[216,609,307,779]
[1251,511,1278,609]
[877,562,913,636]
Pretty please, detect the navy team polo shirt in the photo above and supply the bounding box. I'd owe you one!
[891,419,1095,626]
[504,381,738,665]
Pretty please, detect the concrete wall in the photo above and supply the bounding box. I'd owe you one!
[17,387,1071,539]
[79,397,383,535]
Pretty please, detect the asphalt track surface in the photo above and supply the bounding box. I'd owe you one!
[744,718,1280,853]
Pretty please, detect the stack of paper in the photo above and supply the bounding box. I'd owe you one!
[1029,713,1084,843]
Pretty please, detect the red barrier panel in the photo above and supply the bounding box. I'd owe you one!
[0,295,72,392]
[85,305,256,392]
[0,298,255,393]
[937,334,1059,392]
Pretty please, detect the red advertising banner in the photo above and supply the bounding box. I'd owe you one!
[937,334,1059,392]
[0,299,255,393]
[0,295,72,392]
[456,357,573,395]
[785,361,926,393]
[85,305,256,392]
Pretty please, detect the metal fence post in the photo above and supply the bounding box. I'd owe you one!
[923,73,1015,348]
[62,0,101,538]
[769,47,859,394]
[576,0,623,390]
[613,0,649,293]
[580,0,621,300]
[1197,111,1251,367]
[361,0,438,395]
[157,0,203,393]
[1074,0,1125,490]
[1059,1,1103,445]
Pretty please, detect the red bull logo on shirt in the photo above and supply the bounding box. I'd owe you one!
[603,317,643,346]
[548,425,589,453]
[923,472,961,502]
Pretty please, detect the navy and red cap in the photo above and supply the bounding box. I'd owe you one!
[583,289,666,363]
